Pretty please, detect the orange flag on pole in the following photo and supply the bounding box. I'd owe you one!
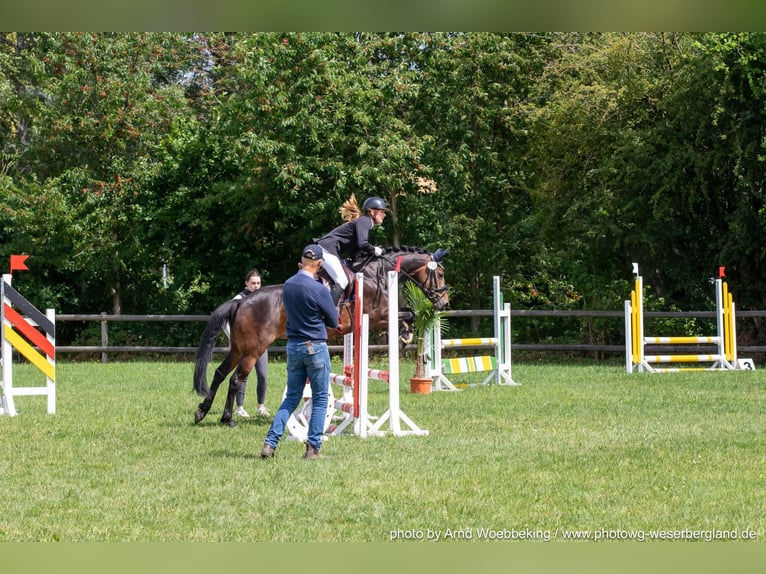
[10,254,29,273]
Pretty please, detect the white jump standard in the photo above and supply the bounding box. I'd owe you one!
[1,268,57,416]
[426,275,518,390]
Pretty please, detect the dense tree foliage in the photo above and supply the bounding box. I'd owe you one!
[3,32,766,349]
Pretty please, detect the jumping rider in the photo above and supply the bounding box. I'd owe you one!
[314,195,389,305]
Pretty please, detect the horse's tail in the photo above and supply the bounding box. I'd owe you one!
[193,299,240,396]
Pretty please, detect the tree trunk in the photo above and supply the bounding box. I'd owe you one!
[389,191,400,248]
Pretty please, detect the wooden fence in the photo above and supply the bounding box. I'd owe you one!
[51,309,766,362]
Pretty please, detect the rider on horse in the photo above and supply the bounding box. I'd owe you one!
[314,195,389,306]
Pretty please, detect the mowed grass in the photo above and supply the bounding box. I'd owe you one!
[0,358,764,542]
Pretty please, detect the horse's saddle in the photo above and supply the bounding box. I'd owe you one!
[316,262,355,305]
[319,255,382,305]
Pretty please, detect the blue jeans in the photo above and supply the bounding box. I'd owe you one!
[264,340,330,450]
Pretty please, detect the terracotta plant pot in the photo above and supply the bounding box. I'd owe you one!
[409,377,432,394]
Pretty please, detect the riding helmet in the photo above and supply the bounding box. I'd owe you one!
[362,196,388,212]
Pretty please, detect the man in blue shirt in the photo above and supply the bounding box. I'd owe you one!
[261,245,339,460]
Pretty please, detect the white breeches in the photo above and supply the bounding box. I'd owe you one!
[319,250,348,288]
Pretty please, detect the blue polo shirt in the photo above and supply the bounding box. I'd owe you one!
[283,270,339,341]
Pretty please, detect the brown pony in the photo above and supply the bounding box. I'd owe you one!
[192,246,449,426]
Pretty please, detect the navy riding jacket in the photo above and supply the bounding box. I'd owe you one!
[316,215,376,259]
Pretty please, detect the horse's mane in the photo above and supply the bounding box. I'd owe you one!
[381,245,431,256]
[349,245,431,272]
[380,245,449,265]
[351,245,430,262]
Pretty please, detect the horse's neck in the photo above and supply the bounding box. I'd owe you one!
[362,261,391,291]
[368,254,427,288]
[353,251,429,287]
[388,253,428,277]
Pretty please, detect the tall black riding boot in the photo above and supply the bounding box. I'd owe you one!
[331,283,344,306]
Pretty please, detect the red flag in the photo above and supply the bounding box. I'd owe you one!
[10,254,29,273]
[718,266,726,278]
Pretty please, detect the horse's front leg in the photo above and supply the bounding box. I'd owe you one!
[398,308,415,348]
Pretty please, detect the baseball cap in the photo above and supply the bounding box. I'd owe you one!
[302,244,323,260]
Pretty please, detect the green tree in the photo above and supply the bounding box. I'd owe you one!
[642,33,766,310]
[527,33,766,347]
[528,34,687,299]
[409,33,552,316]
[3,33,209,315]
[210,33,433,281]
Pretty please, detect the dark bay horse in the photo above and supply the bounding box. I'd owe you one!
[192,246,449,426]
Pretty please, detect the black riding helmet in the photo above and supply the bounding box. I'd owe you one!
[362,196,388,212]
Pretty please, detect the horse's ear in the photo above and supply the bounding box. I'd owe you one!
[432,248,449,262]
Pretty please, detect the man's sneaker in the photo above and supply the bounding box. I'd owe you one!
[235,406,250,418]
[260,443,275,459]
[256,405,271,417]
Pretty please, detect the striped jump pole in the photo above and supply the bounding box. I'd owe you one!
[426,275,517,390]
[338,268,428,436]
[1,258,56,416]
[624,264,754,373]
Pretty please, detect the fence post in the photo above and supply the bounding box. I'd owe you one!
[100,312,108,363]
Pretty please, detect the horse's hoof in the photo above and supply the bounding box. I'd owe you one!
[194,409,207,424]
[221,418,238,428]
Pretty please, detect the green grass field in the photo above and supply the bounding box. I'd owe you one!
[0,358,764,543]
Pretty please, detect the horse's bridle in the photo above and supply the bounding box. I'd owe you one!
[380,255,449,307]
[414,259,450,307]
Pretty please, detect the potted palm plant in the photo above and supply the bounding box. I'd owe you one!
[403,281,446,394]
